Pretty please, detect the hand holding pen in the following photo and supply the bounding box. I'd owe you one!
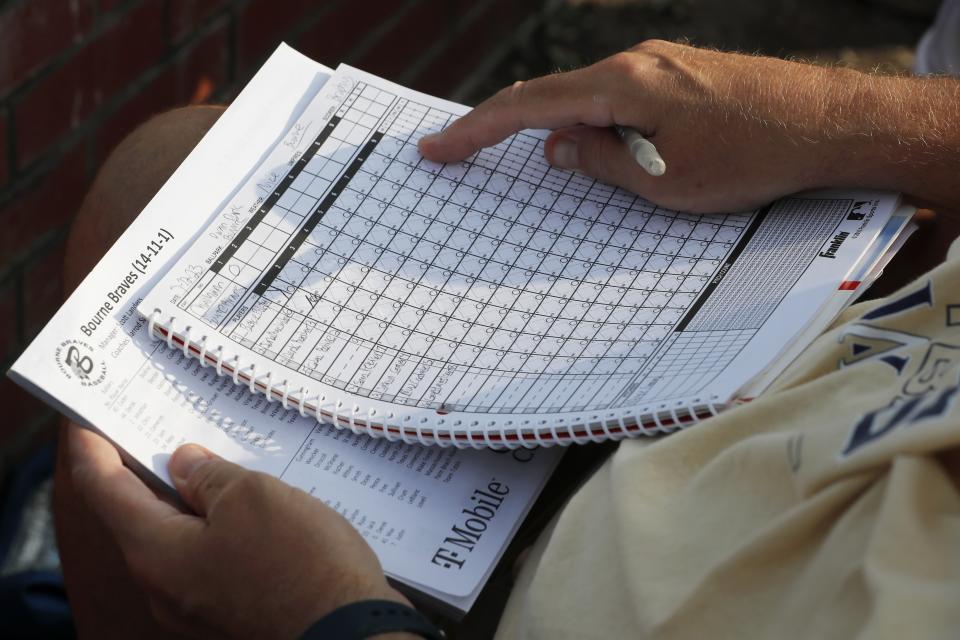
[419,40,852,213]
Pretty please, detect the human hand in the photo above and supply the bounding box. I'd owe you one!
[68,426,410,640]
[419,40,875,213]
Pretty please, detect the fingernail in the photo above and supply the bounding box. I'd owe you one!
[551,138,578,169]
[169,444,215,484]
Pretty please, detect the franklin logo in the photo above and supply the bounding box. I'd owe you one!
[55,339,106,387]
[819,231,849,259]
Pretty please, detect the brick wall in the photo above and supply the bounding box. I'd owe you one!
[0,0,553,465]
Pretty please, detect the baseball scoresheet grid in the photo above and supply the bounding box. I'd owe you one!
[173,79,849,415]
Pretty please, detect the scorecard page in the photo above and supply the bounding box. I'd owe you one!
[142,64,900,430]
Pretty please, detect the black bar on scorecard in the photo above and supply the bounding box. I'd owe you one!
[210,116,341,274]
[254,131,384,296]
[673,205,770,332]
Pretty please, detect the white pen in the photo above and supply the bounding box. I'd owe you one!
[614,125,666,177]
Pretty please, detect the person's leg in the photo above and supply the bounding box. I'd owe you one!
[53,105,224,639]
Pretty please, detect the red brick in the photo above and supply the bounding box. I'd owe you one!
[177,17,230,103]
[353,0,450,81]
[295,0,399,69]
[0,150,88,266]
[97,0,127,14]
[14,0,166,168]
[411,0,527,97]
[22,239,67,341]
[0,277,16,363]
[168,0,231,44]
[0,0,95,98]
[0,109,7,187]
[237,0,315,72]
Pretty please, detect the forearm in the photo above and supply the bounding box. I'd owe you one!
[816,71,960,208]
[675,52,960,207]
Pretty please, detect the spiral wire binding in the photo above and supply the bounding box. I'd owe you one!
[146,309,724,448]
[296,387,309,417]
[215,345,226,376]
[197,334,209,368]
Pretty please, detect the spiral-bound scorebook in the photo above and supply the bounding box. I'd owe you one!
[9,44,912,612]
[138,61,910,448]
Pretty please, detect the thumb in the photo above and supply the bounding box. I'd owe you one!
[169,444,245,517]
[545,125,659,198]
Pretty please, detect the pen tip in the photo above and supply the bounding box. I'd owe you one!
[646,159,666,177]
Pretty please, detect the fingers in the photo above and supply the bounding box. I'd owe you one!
[545,125,658,198]
[169,444,249,518]
[419,64,625,163]
[69,422,123,471]
[68,425,185,546]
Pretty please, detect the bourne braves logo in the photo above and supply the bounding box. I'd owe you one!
[55,339,106,387]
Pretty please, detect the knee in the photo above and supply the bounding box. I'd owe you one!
[65,105,225,292]
[87,104,225,220]
[104,105,226,193]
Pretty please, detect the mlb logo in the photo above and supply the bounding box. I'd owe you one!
[847,200,870,220]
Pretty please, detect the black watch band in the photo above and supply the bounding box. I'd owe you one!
[298,599,444,640]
